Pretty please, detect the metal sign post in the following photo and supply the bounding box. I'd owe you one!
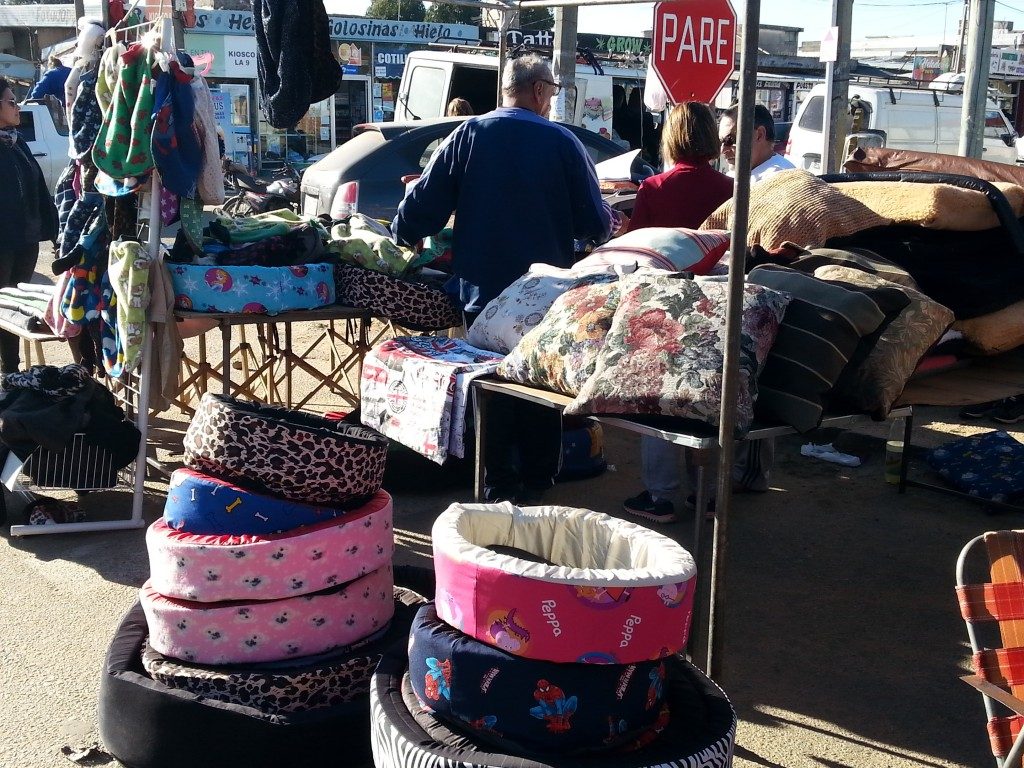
[707,0,761,679]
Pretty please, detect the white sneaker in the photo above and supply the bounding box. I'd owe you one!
[800,443,862,467]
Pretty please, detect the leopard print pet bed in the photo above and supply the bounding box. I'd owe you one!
[140,583,429,715]
[336,264,461,332]
[183,394,388,507]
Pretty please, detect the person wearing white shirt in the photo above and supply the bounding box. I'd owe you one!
[718,103,796,181]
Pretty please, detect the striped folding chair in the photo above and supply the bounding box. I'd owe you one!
[957,531,1024,768]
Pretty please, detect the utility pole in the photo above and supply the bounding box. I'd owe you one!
[822,0,853,173]
[959,0,995,158]
[551,7,578,123]
[74,0,86,21]
[955,0,969,72]
[171,0,187,49]
[496,8,512,106]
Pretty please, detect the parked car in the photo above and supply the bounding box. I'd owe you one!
[17,98,70,192]
[301,117,630,222]
[787,82,1018,170]
[772,121,792,156]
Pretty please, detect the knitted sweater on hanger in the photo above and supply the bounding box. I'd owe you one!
[254,0,342,129]
[93,42,155,179]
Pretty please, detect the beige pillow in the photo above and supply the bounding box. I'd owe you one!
[700,169,891,253]
[953,300,1024,355]
[814,265,955,416]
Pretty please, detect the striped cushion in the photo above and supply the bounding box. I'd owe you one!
[747,265,906,432]
[788,246,920,290]
[578,228,731,275]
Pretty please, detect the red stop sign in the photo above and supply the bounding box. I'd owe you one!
[652,0,736,104]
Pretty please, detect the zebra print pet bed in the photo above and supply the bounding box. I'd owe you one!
[370,644,736,768]
[183,394,388,507]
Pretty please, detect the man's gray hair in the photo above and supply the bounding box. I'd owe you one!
[501,54,552,98]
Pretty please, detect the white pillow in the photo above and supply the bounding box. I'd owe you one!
[467,265,602,354]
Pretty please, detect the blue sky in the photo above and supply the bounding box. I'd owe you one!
[324,0,1024,44]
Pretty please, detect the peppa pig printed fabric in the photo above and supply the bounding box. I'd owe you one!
[169,262,335,314]
[432,503,697,665]
[407,602,668,755]
[146,489,394,603]
[141,565,395,665]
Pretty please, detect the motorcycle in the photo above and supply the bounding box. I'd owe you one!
[219,159,301,216]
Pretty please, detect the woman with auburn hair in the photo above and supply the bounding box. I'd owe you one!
[626,100,733,232]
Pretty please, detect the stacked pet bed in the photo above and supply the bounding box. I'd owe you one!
[99,394,418,767]
[370,502,737,767]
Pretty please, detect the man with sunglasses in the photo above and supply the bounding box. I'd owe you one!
[393,53,617,504]
[718,103,794,181]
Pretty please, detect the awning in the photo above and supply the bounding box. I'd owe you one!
[0,54,37,83]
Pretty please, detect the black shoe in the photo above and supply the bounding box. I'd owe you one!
[484,486,520,504]
[992,396,1024,425]
[960,400,1004,419]
[515,486,548,505]
[623,491,677,524]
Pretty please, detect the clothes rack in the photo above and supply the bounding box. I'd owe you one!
[9,17,172,536]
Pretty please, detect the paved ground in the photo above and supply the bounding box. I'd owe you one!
[0,246,1020,767]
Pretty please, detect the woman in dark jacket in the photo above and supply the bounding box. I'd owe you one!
[0,77,58,373]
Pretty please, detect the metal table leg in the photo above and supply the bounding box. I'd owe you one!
[473,385,487,502]
[898,407,913,494]
[221,322,231,397]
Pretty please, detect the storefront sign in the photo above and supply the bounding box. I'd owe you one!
[991,49,1024,78]
[184,33,257,79]
[374,44,413,80]
[505,30,651,58]
[189,9,478,44]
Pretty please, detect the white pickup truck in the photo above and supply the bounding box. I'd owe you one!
[17,98,70,193]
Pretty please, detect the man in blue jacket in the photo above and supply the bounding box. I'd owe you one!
[392,53,617,502]
[29,56,71,105]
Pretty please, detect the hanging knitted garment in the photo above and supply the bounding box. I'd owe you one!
[70,68,103,160]
[190,75,225,205]
[151,51,201,198]
[102,239,152,377]
[93,42,156,179]
[254,0,342,129]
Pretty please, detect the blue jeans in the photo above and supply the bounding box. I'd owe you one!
[641,435,775,501]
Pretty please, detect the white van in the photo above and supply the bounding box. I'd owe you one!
[786,82,1018,170]
[394,50,646,143]
[18,99,70,192]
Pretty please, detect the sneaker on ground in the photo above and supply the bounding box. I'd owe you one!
[622,490,677,524]
[959,400,1004,420]
[992,396,1024,425]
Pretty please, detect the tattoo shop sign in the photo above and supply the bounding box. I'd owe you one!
[190,9,479,45]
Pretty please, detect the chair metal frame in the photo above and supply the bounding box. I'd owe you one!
[957,531,1024,768]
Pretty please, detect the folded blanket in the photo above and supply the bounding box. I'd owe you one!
[700,169,891,252]
[837,180,1024,232]
[360,337,502,464]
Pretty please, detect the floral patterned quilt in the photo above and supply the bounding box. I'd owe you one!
[564,274,789,433]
